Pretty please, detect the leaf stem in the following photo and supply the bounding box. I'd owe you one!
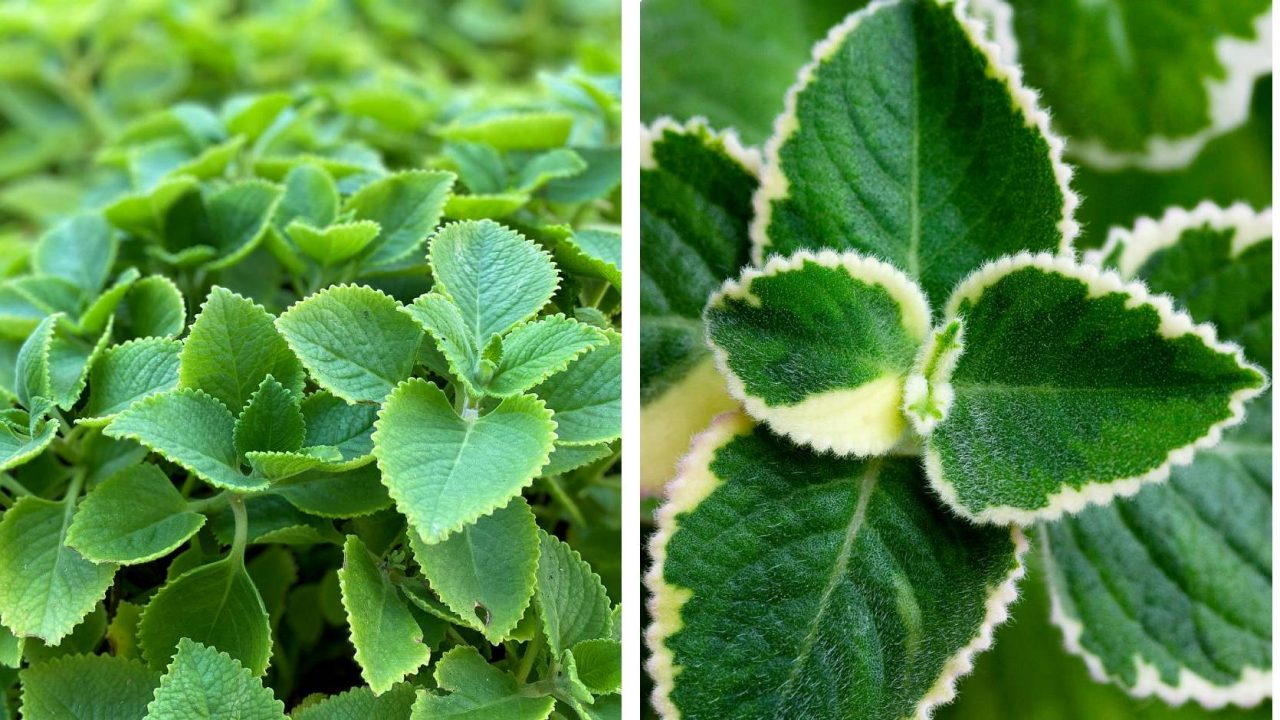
[0,473,33,498]
[543,475,587,529]
[187,491,229,514]
[229,493,249,567]
[62,469,86,517]
[515,629,545,683]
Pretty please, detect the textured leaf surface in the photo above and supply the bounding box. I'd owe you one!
[235,375,305,457]
[706,250,929,455]
[754,0,1075,305]
[67,464,204,565]
[553,229,622,289]
[411,497,538,644]
[290,220,382,265]
[647,414,1025,720]
[404,293,483,393]
[410,646,556,719]
[0,413,58,473]
[137,558,272,675]
[33,213,116,293]
[0,497,116,644]
[144,639,285,720]
[533,330,620,446]
[488,315,607,397]
[276,466,392,518]
[277,285,423,404]
[292,684,417,720]
[116,275,186,340]
[203,180,284,270]
[82,338,182,424]
[300,391,379,465]
[339,535,431,694]
[18,653,160,720]
[570,638,622,695]
[373,378,554,542]
[346,170,455,267]
[925,254,1266,524]
[534,530,611,657]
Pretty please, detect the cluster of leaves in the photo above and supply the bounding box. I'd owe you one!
[0,1,622,719]
[640,0,1271,719]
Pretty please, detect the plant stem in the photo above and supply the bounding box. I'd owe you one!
[229,493,249,567]
[543,475,587,529]
[515,629,545,683]
[0,473,33,498]
[187,491,229,514]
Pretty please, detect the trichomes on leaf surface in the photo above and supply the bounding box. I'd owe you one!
[0,2,622,719]
[640,0,1272,718]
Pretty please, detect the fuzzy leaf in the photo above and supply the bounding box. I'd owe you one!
[180,286,304,413]
[339,534,431,694]
[532,330,620,445]
[444,193,530,220]
[203,180,284,270]
[18,654,160,720]
[290,219,382,265]
[116,275,186,340]
[488,315,607,397]
[410,646,556,719]
[374,379,554,543]
[516,148,587,192]
[403,293,483,394]
[754,0,1075,306]
[67,464,205,565]
[570,638,622,695]
[138,558,272,675]
[277,164,339,231]
[276,465,392,519]
[410,497,539,644]
[32,213,116,293]
[534,529,611,657]
[300,391,379,466]
[438,112,575,151]
[0,413,58,473]
[276,285,423,404]
[144,639,285,720]
[553,228,622,289]
[235,375,305,457]
[346,170,455,267]
[81,337,182,425]
[0,497,117,644]
[292,684,418,720]
[543,442,614,477]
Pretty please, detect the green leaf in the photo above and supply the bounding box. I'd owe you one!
[438,112,575,151]
[292,684,418,720]
[275,465,392,519]
[105,388,263,492]
[488,315,608,397]
[444,193,530,220]
[410,496,539,644]
[516,148,587,192]
[569,638,621,695]
[103,175,200,242]
[534,529,611,657]
[339,534,431,694]
[246,447,345,482]
[13,313,57,408]
[532,330,620,446]
[428,220,559,346]
[0,496,116,644]
[203,180,284,270]
[81,337,182,425]
[648,413,1025,719]
[298,391,378,466]
[373,378,555,543]
[66,464,205,565]
[290,219,382,265]
[18,654,160,720]
[180,286,304,413]
[403,293,484,394]
[45,315,114,410]
[543,442,614,477]
[32,214,116,293]
[445,142,507,194]
[277,164,339,231]
[224,92,292,140]
[144,639,286,720]
[276,285,424,404]
[0,413,58,473]
[706,250,930,456]
[235,375,305,457]
[346,170,455,267]
[116,275,186,340]
[552,228,621,290]
[754,0,1077,306]
[921,253,1267,524]
[138,557,272,675]
[410,646,556,719]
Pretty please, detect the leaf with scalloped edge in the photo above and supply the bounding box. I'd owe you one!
[276,285,423,404]
[532,330,620,446]
[137,557,272,675]
[292,683,417,720]
[289,220,382,265]
[409,496,538,644]
[299,391,378,467]
[0,412,57,473]
[488,315,608,397]
[203,180,284,271]
[534,529,611,657]
[543,442,614,477]
[180,286,304,414]
[402,292,484,394]
[47,315,114,410]
[409,646,556,719]
[706,250,929,456]
[753,0,1077,307]
[647,413,1025,720]
[105,388,264,492]
[570,638,621,695]
[373,378,555,543]
[275,465,392,519]
[144,639,285,720]
[0,496,117,644]
[339,534,431,695]
[916,253,1266,525]
[32,213,117,293]
[67,464,204,565]
[81,338,181,426]
[552,228,622,289]
[277,164,339,232]
[443,193,530,220]
[18,653,160,720]
[115,275,186,341]
[346,170,455,267]
[235,375,305,457]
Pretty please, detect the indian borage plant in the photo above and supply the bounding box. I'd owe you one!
[641,0,1271,718]
[0,12,622,719]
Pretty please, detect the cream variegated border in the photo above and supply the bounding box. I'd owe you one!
[1042,537,1273,708]
[706,249,931,456]
[929,251,1267,525]
[1084,201,1273,278]
[639,116,762,177]
[645,411,754,720]
[750,0,1079,267]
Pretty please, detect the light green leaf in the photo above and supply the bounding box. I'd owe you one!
[516,148,587,192]
[534,529,611,657]
[75,268,139,336]
[46,315,114,410]
[203,180,285,270]
[428,220,558,347]
[277,285,423,404]
[444,193,530,220]
[410,646,556,719]
[299,391,379,466]
[649,413,1025,719]
[0,494,117,645]
[81,337,182,425]
[144,639,286,720]
[403,293,483,394]
[180,286,304,413]
[275,465,392,519]
[569,638,621,695]
[706,250,930,456]
[224,92,292,140]
[543,442,614,477]
[292,684,418,720]
[532,330,620,446]
[116,275,186,340]
[246,447,344,482]
[0,412,58,473]
[438,112,575,151]
[14,313,57,408]
[488,315,608,397]
[339,534,431,694]
[290,219,382,265]
[373,378,554,543]
[445,142,507,194]
[103,175,200,242]
[67,464,204,565]
[105,388,263,492]
[235,375,305,457]
[346,170,455,267]
[0,624,19,667]
[544,145,621,204]
[922,253,1267,524]
[32,213,116,293]
[18,654,160,720]
[277,164,339,231]
[138,558,272,675]
[552,229,621,289]
[754,0,1076,306]
[410,497,539,644]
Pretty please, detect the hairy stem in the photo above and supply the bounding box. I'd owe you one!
[229,493,249,566]
[515,629,545,683]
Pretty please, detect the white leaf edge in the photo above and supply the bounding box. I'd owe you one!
[644,410,1029,720]
[749,0,1080,267]
[705,248,931,456]
[1042,535,1272,709]
[1083,200,1273,278]
[639,116,762,177]
[926,251,1269,525]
